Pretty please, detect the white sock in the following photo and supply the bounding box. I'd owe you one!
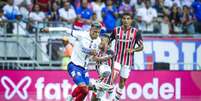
[115,86,123,101]
[108,86,114,99]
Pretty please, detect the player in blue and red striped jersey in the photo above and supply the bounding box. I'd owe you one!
[109,13,144,101]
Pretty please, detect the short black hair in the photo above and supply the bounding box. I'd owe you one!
[91,21,101,29]
[122,13,133,19]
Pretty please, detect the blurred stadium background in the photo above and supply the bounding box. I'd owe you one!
[0,0,201,70]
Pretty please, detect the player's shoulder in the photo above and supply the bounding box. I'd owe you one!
[131,26,138,31]
[114,26,121,30]
[113,26,121,34]
[81,31,90,38]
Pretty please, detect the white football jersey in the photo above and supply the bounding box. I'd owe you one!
[48,27,101,68]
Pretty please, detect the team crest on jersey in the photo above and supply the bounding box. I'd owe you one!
[92,44,97,49]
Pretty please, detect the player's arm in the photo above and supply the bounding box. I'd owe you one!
[109,29,116,44]
[134,31,143,52]
[93,55,110,62]
[42,27,72,33]
[92,50,114,61]
[42,27,85,40]
[127,30,144,53]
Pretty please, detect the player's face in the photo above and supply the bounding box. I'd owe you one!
[99,37,109,51]
[122,15,132,27]
[90,27,100,39]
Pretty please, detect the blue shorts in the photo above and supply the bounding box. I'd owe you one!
[67,62,89,85]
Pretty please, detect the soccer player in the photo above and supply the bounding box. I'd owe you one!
[109,13,144,101]
[91,36,114,101]
[42,22,102,101]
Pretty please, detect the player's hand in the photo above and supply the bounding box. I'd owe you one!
[92,56,99,61]
[127,48,134,53]
[41,28,49,32]
[90,49,97,56]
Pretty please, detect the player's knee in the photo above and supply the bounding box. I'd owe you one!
[119,78,126,88]
[80,86,89,94]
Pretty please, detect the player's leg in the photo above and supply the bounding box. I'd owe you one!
[67,62,89,101]
[73,70,89,101]
[74,69,90,101]
[114,65,131,101]
[108,62,121,100]
[74,85,89,101]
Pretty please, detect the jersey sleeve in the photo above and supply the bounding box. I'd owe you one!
[109,27,117,44]
[135,30,143,46]
[48,27,72,33]
[71,30,87,40]
[48,27,86,40]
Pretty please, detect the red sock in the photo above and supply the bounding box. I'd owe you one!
[72,86,81,97]
[75,86,89,101]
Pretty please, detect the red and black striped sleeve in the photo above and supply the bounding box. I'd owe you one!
[109,27,117,44]
[135,30,143,46]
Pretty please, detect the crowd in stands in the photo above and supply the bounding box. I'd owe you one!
[0,0,201,35]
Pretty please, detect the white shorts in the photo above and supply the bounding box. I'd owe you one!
[114,62,131,79]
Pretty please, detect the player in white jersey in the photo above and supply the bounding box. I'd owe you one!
[42,22,101,101]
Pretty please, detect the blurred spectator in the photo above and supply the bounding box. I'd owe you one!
[0,9,6,21]
[36,0,49,12]
[3,0,20,33]
[181,0,194,7]
[58,1,76,27]
[0,9,6,35]
[29,4,46,22]
[153,0,169,17]
[91,0,105,21]
[48,2,60,22]
[0,0,199,35]
[28,3,46,32]
[131,0,145,10]
[13,0,32,8]
[130,0,137,6]
[13,14,27,35]
[73,0,81,10]
[169,4,182,34]
[150,0,156,6]
[160,14,170,34]
[18,2,30,21]
[76,0,93,30]
[0,0,7,8]
[137,0,158,33]
[3,0,20,20]
[164,0,181,8]
[181,5,195,34]
[192,0,201,34]
[102,0,118,33]
[119,0,133,16]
